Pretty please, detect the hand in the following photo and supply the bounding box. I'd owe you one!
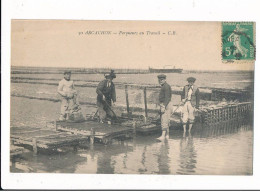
[66,92,74,99]
[160,104,165,113]
[182,99,186,103]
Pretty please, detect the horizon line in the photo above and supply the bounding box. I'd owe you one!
[11,65,254,72]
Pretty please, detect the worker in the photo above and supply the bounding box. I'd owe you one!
[157,74,173,141]
[57,70,80,121]
[96,70,116,123]
[181,77,200,134]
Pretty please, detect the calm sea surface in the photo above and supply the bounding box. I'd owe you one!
[12,71,254,89]
[10,71,254,174]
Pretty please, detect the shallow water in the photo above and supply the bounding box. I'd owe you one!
[10,97,253,175]
[10,71,254,174]
[12,71,254,89]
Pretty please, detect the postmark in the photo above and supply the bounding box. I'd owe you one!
[222,22,255,62]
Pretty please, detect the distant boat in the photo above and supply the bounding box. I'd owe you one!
[149,66,183,73]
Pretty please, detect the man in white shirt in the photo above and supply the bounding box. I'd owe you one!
[57,70,80,121]
[181,77,200,135]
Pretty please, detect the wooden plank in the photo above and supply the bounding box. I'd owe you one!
[11,127,88,146]
[10,126,42,133]
[57,126,105,136]
[57,120,132,134]
[10,145,25,156]
[12,138,49,148]
[11,129,41,134]
[37,138,86,146]
[11,130,59,140]
[11,133,87,150]
[36,135,88,144]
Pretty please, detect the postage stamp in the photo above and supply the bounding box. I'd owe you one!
[222,22,255,61]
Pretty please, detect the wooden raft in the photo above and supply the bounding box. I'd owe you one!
[55,120,133,144]
[10,145,26,157]
[11,127,88,154]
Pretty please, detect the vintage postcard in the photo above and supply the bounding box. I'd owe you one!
[9,20,255,177]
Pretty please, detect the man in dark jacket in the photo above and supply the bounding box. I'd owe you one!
[96,70,116,123]
[181,77,200,134]
[157,74,173,141]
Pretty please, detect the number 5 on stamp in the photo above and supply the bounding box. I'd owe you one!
[222,22,255,61]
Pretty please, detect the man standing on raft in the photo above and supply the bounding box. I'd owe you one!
[57,70,80,121]
[96,70,117,123]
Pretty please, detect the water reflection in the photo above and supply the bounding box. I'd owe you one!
[157,140,170,174]
[97,147,115,174]
[138,146,148,173]
[11,150,87,173]
[96,142,133,174]
[11,119,253,174]
[177,134,197,174]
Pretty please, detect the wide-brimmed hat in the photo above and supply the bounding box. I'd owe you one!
[104,70,116,79]
[104,73,111,78]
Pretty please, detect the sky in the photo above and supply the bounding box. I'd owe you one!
[11,20,255,71]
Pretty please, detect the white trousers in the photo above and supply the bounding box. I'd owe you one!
[181,101,195,124]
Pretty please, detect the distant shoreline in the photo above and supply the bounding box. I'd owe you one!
[11,66,254,74]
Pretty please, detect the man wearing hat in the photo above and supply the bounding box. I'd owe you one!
[96,70,117,123]
[57,70,80,121]
[181,77,200,134]
[157,74,173,140]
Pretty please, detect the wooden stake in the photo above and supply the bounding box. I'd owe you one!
[125,85,130,116]
[133,120,136,134]
[55,120,57,131]
[90,128,95,145]
[143,87,148,120]
[32,138,38,155]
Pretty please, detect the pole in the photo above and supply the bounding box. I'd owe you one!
[125,85,130,116]
[91,108,98,120]
[171,100,184,115]
[143,87,148,119]
[32,138,38,155]
[90,128,95,145]
[55,120,57,131]
[103,100,119,121]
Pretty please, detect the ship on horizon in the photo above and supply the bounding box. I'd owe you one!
[149,65,183,73]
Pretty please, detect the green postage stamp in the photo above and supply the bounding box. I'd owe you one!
[222,22,255,61]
